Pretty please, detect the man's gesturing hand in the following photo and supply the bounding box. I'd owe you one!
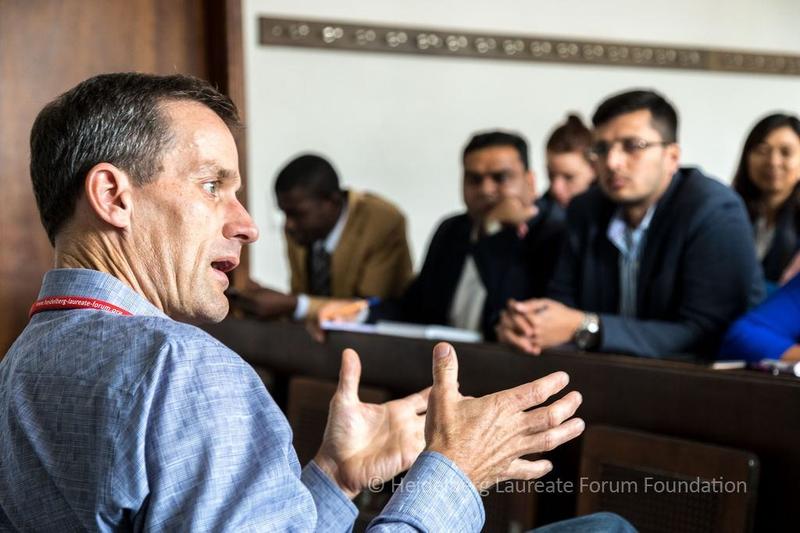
[314,349,430,499]
[424,343,584,491]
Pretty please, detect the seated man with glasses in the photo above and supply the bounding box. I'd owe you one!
[497,89,764,359]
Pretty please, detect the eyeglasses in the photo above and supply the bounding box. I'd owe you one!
[587,137,670,160]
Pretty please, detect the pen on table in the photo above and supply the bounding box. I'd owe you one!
[751,359,800,377]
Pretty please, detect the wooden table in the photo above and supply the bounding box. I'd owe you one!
[204,318,800,531]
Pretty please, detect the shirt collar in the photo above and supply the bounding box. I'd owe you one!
[38,268,169,318]
[607,203,657,255]
[317,200,349,254]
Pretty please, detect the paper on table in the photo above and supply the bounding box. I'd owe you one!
[709,360,747,370]
[320,320,482,343]
[319,321,378,334]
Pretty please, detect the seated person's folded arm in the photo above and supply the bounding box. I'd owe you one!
[719,273,800,362]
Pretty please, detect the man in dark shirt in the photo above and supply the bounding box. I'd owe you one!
[385,131,565,339]
[320,131,565,340]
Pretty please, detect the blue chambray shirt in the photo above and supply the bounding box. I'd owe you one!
[606,205,657,318]
[0,269,484,532]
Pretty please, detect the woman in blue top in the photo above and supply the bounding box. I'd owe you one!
[719,272,800,362]
[732,113,800,291]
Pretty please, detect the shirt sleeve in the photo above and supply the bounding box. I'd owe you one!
[367,451,485,532]
[301,461,359,532]
[294,293,311,320]
[130,335,320,532]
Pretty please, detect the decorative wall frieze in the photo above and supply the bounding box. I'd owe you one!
[259,16,800,76]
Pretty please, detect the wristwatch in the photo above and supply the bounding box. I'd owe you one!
[574,313,601,350]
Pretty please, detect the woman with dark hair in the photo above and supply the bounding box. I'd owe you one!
[732,113,800,288]
[543,113,595,208]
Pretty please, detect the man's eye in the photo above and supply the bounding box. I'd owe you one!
[202,181,220,195]
[620,138,644,152]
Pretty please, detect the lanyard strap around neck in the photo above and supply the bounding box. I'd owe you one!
[29,296,133,318]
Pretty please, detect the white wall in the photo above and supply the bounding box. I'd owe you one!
[243,0,800,291]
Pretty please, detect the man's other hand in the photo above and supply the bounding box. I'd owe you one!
[318,299,368,323]
[485,197,538,228]
[306,299,369,343]
[497,298,583,355]
[425,343,584,491]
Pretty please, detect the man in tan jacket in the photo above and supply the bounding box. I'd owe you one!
[233,154,413,320]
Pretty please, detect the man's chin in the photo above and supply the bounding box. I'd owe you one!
[602,188,641,206]
[288,232,313,247]
[467,209,491,223]
[177,299,229,325]
[205,299,230,323]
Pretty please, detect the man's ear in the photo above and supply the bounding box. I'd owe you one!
[665,143,682,175]
[83,163,134,230]
[526,169,537,200]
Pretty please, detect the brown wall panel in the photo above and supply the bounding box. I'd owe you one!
[0,0,243,354]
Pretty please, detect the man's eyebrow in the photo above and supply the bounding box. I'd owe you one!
[195,162,239,181]
[464,168,514,175]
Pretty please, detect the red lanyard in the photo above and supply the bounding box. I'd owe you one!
[29,296,133,318]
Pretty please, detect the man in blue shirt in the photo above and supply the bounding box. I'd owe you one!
[0,73,632,531]
[498,90,763,359]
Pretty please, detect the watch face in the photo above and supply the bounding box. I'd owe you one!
[575,329,591,350]
[575,335,586,350]
[575,314,600,350]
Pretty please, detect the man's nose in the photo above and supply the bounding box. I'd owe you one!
[479,175,499,195]
[225,200,259,244]
[604,143,627,171]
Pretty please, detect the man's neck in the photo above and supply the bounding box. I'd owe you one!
[622,173,674,228]
[55,232,165,312]
[317,198,348,252]
[622,204,651,228]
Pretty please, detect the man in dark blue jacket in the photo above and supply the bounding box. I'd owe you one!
[498,90,764,359]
